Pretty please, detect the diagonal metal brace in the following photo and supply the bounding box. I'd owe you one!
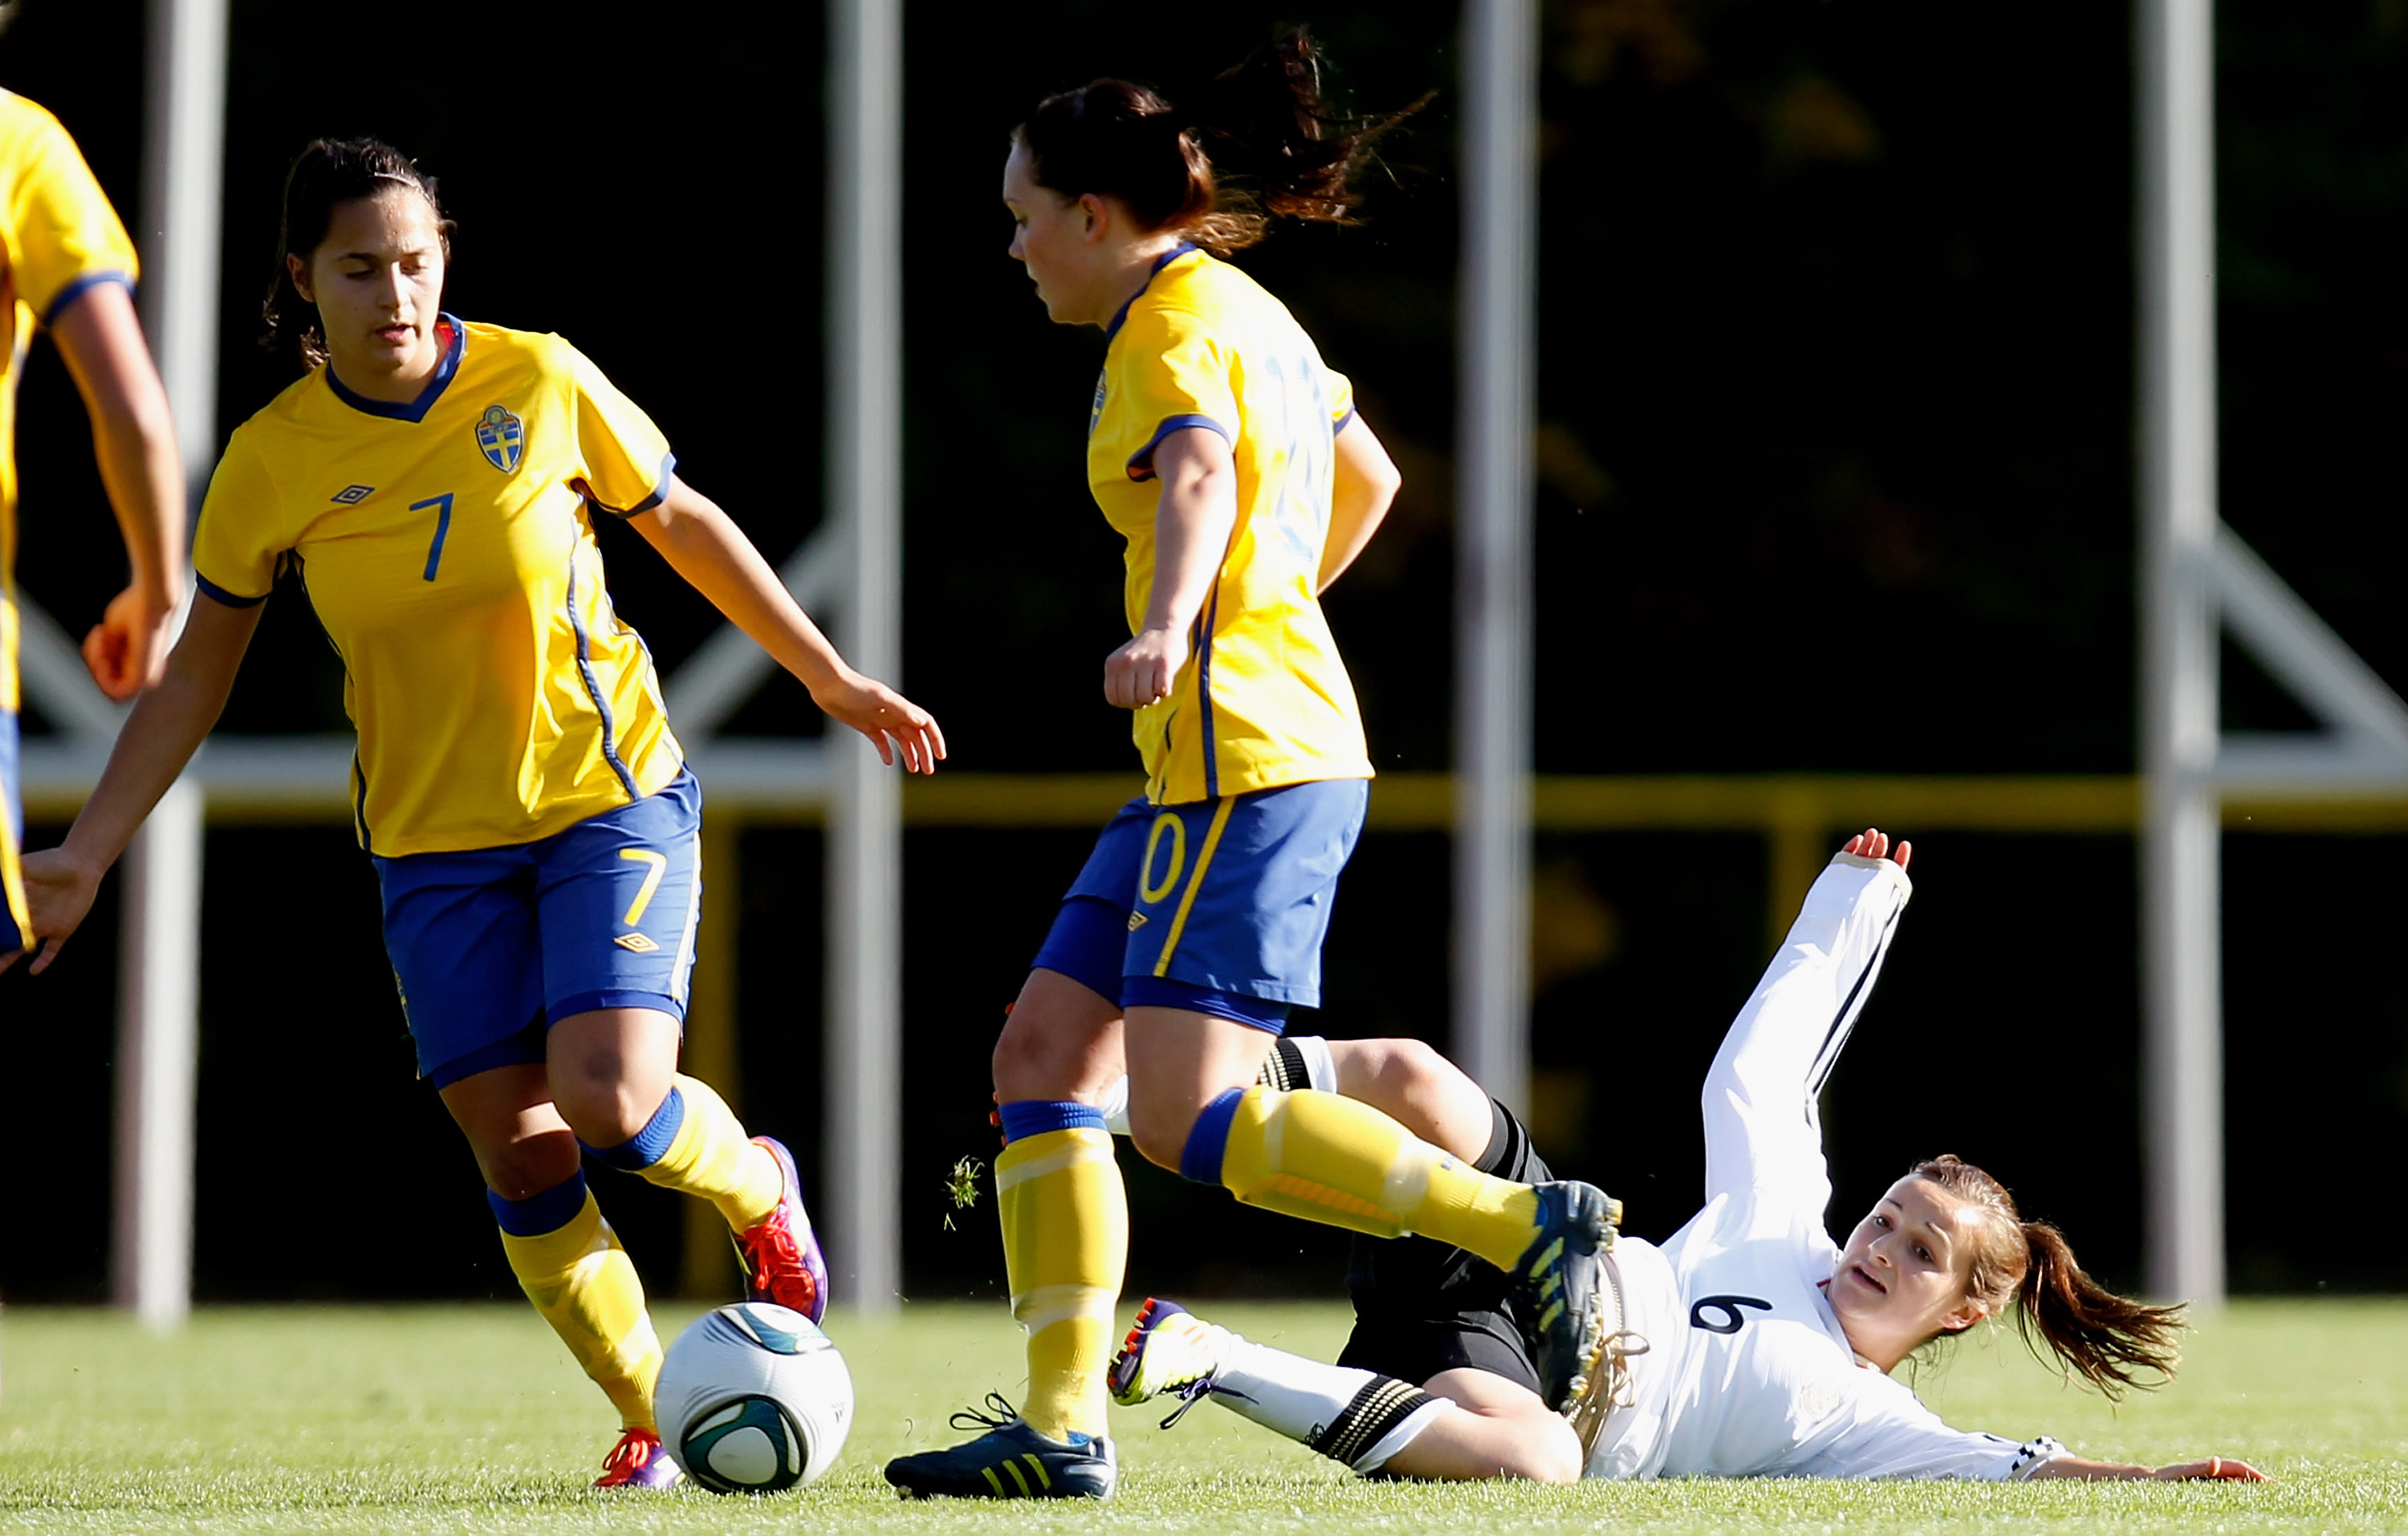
[661,524,844,740]
[2210,524,2408,791]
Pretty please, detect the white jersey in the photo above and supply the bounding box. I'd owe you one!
[1586,854,2065,1481]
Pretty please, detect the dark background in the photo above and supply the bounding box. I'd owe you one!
[2,0,2403,1304]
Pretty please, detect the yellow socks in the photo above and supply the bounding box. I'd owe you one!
[492,1174,662,1429]
[995,1105,1128,1442]
[1202,1086,1540,1272]
[592,1075,783,1232]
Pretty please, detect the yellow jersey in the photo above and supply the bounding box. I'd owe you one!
[1088,246,1373,805]
[0,91,139,939]
[193,319,685,856]
[0,89,139,719]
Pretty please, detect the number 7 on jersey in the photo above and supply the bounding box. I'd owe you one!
[413,492,456,581]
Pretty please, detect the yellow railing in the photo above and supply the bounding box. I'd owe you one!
[896,770,2408,941]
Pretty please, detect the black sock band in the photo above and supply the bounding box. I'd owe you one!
[1474,1096,1527,1176]
[1307,1376,1438,1469]
[1257,1037,1313,1092]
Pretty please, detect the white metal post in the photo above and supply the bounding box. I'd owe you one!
[824,0,904,1312]
[109,779,201,1327]
[112,0,226,1330]
[2138,0,2225,1306]
[1454,0,1538,1114]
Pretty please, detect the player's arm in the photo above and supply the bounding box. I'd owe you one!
[49,282,185,700]
[627,474,943,773]
[1318,412,1400,595]
[0,593,260,975]
[2025,1454,2267,1481]
[1699,831,1912,1206]
[1104,425,1236,709]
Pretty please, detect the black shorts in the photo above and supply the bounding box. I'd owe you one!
[1332,1095,1551,1397]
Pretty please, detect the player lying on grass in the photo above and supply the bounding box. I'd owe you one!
[1106,831,2267,1484]
[3,139,942,1491]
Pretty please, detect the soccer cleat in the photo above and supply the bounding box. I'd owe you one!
[882,1393,1117,1500]
[734,1136,828,1323]
[1108,1298,1228,1427]
[1511,1180,1624,1413]
[592,1426,682,1490]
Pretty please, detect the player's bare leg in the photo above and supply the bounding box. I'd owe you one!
[551,1007,825,1321]
[1112,1300,1581,1482]
[1118,1004,1278,1170]
[1324,1037,1496,1162]
[1382,1367,1584,1482]
[991,966,1126,1105]
[441,1059,674,1488]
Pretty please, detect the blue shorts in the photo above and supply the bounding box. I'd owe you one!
[1,694,24,956]
[375,770,703,1086]
[1030,778,1368,1033]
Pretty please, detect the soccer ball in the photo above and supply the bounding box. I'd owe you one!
[655,1302,852,1493]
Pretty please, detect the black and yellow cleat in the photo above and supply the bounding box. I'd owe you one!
[1511,1180,1621,1412]
[883,1394,1117,1500]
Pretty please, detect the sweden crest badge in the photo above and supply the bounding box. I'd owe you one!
[475,404,524,473]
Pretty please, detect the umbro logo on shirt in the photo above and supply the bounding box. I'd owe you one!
[331,484,375,504]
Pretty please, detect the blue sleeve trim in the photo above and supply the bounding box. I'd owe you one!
[41,269,133,328]
[597,449,677,518]
[997,1099,1108,1145]
[1178,1087,1247,1185]
[1125,413,1233,482]
[194,571,270,607]
[1332,404,1358,434]
[487,1170,592,1237]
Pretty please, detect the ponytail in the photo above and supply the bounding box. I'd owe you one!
[261,137,451,369]
[1015,28,1425,257]
[1910,1155,2185,1400]
[2011,1219,2186,1400]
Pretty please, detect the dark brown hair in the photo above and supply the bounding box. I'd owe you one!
[260,138,452,368]
[1015,29,1423,256]
[1913,1154,2186,1399]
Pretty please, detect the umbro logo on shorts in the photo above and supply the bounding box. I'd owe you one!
[1127,911,1149,931]
[613,933,660,953]
[332,484,375,504]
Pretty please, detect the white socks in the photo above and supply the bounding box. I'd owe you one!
[1206,1327,1446,1474]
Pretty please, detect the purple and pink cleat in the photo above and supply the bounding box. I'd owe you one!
[593,1427,681,1490]
[736,1135,828,1323]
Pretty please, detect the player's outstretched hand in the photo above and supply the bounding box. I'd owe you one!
[811,670,947,774]
[2153,1457,2269,1481]
[0,847,104,977]
[1841,827,1912,873]
[82,583,177,701]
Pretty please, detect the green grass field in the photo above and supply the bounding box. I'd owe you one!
[2,1299,2402,1533]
